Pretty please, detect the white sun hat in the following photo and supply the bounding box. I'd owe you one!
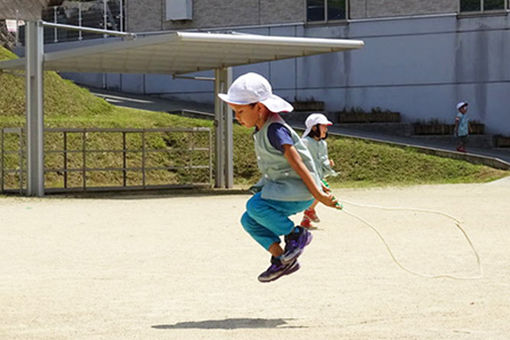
[218,72,294,113]
[302,113,333,137]
[456,101,468,110]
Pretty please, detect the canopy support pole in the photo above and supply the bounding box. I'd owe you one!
[213,67,233,188]
[25,21,45,197]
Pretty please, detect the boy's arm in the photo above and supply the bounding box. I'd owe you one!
[282,144,338,208]
[454,119,459,136]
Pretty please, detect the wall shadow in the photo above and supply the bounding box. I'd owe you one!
[152,318,306,330]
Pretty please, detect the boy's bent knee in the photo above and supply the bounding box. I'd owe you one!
[245,193,264,215]
[240,212,253,232]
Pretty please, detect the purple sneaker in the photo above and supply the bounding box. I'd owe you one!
[258,258,300,283]
[281,226,313,264]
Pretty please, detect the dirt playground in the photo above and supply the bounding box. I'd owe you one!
[1,178,509,339]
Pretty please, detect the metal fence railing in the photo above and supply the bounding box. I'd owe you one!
[1,127,213,194]
[16,0,124,45]
[0,128,25,195]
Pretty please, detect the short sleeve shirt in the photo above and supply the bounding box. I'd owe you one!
[456,112,469,136]
[267,123,294,152]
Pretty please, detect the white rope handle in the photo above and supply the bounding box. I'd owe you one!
[338,199,483,280]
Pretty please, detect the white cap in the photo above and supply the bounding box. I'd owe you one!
[456,101,468,110]
[302,113,333,138]
[218,72,294,113]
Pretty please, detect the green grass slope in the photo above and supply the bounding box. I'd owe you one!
[232,127,506,187]
[0,46,507,190]
[1,46,208,130]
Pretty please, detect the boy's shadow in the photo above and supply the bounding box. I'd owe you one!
[152,318,305,330]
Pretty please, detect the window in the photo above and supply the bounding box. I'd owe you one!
[307,0,347,22]
[460,0,506,13]
[166,0,193,21]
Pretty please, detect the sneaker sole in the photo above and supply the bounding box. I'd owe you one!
[305,231,313,245]
[283,260,301,277]
[258,260,300,283]
[301,225,318,230]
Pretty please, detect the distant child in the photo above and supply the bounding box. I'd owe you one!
[454,101,470,153]
[300,113,338,228]
[218,72,338,283]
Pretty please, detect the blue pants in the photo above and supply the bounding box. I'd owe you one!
[241,192,314,250]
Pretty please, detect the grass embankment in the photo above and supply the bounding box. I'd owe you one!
[233,127,506,187]
[0,46,507,190]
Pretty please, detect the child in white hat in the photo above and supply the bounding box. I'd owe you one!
[454,101,469,153]
[218,72,338,283]
[300,113,338,228]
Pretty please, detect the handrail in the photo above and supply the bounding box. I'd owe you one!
[0,127,213,194]
[41,21,136,39]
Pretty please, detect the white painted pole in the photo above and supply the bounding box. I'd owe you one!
[213,68,233,188]
[119,0,124,32]
[25,21,45,197]
[15,10,19,46]
[103,0,107,38]
[223,68,233,188]
[78,2,82,41]
[214,68,225,188]
[53,6,58,42]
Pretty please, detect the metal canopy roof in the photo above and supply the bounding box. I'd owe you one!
[0,31,364,75]
[2,26,364,196]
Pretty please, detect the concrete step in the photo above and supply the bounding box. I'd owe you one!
[289,116,494,148]
[412,134,494,148]
[286,113,413,136]
[336,122,414,137]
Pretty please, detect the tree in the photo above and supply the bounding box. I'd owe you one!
[0,19,15,50]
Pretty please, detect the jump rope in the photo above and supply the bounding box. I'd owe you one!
[324,181,483,280]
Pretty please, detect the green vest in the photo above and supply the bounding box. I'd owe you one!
[253,113,321,201]
[302,136,338,179]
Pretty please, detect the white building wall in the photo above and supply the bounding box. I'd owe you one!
[50,13,510,135]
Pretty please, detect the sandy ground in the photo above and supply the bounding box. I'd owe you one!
[1,178,510,339]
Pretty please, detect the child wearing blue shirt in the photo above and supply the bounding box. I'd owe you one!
[454,101,470,153]
[218,72,338,283]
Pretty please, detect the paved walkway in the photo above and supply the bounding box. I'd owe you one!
[89,87,214,117]
[323,125,510,169]
[326,126,510,164]
[89,87,510,169]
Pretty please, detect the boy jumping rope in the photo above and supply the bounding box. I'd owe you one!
[300,113,338,228]
[218,72,338,283]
